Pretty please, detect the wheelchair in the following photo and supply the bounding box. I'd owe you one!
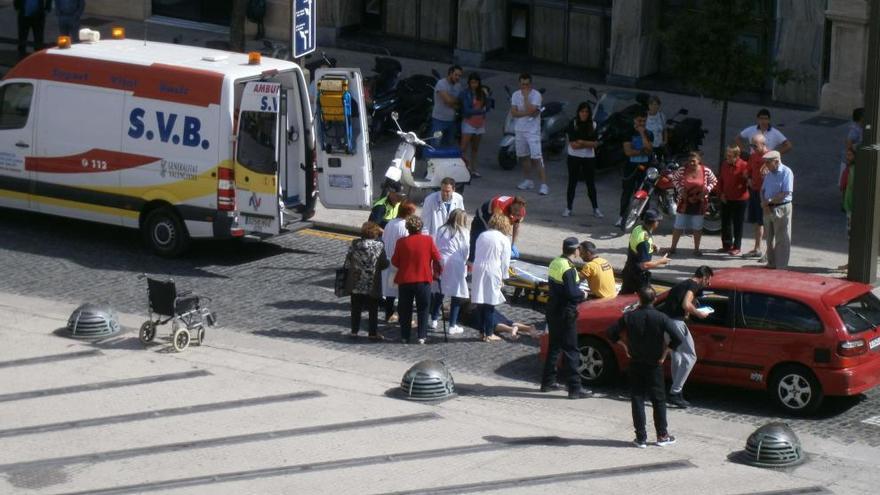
[139,275,217,352]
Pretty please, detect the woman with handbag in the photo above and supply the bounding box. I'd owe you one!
[343,221,389,340]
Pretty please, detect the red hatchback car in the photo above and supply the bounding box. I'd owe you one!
[539,268,880,414]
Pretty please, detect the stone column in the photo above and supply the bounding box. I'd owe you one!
[820,0,870,117]
[454,0,506,67]
[773,1,825,107]
[606,0,660,85]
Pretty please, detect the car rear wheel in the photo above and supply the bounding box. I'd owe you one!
[576,337,617,386]
[770,365,823,415]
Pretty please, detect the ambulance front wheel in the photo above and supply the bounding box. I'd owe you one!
[143,207,190,257]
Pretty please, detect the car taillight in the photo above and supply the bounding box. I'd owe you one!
[837,339,867,357]
[217,167,235,211]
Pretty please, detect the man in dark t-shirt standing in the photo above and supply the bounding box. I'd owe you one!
[662,266,713,408]
[608,286,681,448]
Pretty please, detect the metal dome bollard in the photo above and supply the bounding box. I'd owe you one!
[67,303,121,339]
[742,422,805,467]
[400,359,455,401]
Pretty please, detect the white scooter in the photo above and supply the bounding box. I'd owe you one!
[383,112,471,193]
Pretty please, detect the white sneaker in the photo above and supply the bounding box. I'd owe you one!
[429,319,438,329]
[539,184,549,195]
[517,179,534,190]
[562,208,571,217]
[594,208,604,218]
[418,338,426,345]
[449,325,464,335]
[614,217,624,228]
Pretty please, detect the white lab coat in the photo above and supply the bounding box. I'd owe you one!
[420,191,465,237]
[434,226,470,299]
[381,218,408,298]
[470,229,511,305]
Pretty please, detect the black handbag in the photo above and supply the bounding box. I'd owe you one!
[334,267,350,298]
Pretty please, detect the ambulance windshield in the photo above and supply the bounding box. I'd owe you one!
[236,111,277,174]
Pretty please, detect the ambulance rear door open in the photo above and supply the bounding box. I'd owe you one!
[234,80,283,235]
[313,68,372,210]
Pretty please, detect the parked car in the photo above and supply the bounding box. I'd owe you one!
[539,268,880,415]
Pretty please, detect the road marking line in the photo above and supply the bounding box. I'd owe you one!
[0,349,102,369]
[301,228,356,241]
[862,415,880,427]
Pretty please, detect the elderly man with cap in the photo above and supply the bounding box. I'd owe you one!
[760,150,793,269]
[620,210,669,295]
[540,236,592,399]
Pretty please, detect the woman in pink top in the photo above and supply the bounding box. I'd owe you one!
[669,151,717,256]
[459,72,490,177]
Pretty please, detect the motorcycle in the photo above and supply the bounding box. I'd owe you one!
[622,155,680,231]
[383,112,471,194]
[622,109,719,234]
[497,86,569,170]
[591,88,651,170]
[367,60,437,144]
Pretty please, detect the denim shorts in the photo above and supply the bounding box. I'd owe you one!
[673,213,704,231]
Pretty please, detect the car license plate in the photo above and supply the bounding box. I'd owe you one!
[244,215,273,229]
[870,336,880,350]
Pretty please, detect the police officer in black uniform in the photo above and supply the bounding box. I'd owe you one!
[540,237,592,399]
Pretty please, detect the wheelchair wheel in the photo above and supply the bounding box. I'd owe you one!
[196,328,206,346]
[172,328,191,352]
[139,321,156,344]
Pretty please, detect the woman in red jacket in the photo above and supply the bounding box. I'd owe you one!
[392,216,442,344]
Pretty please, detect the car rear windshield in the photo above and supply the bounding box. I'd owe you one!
[836,292,880,334]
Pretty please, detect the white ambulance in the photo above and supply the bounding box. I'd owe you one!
[0,31,372,256]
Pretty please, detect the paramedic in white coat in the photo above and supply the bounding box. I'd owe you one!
[422,177,465,329]
[381,201,417,323]
[432,208,470,335]
[470,213,512,342]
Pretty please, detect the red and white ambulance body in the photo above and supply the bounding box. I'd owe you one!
[0,36,372,255]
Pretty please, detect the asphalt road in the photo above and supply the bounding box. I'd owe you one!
[1,203,879,449]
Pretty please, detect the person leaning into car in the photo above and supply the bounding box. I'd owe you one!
[607,285,681,448]
[619,209,669,295]
[662,266,713,409]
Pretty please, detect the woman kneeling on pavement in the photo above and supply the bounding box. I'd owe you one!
[344,221,390,339]
[471,214,513,342]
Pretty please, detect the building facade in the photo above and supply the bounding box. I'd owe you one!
[85,0,869,116]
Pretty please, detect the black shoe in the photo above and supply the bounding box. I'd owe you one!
[540,382,563,392]
[568,389,593,400]
[667,393,690,408]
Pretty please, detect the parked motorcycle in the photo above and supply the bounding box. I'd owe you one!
[367,60,436,144]
[622,109,718,234]
[591,88,650,170]
[497,86,569,170]
[622,156,680,231]
[383,112,471,194]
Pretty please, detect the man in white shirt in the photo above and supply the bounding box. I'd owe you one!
[511,73,549,195]
[735,108,793,154]
[421,177,465,237]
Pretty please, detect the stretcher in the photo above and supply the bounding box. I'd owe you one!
[504,260,623,307]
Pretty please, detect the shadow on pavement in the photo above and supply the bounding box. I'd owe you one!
[484,435,633,449]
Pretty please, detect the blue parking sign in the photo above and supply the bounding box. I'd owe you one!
[293,0,316,58]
